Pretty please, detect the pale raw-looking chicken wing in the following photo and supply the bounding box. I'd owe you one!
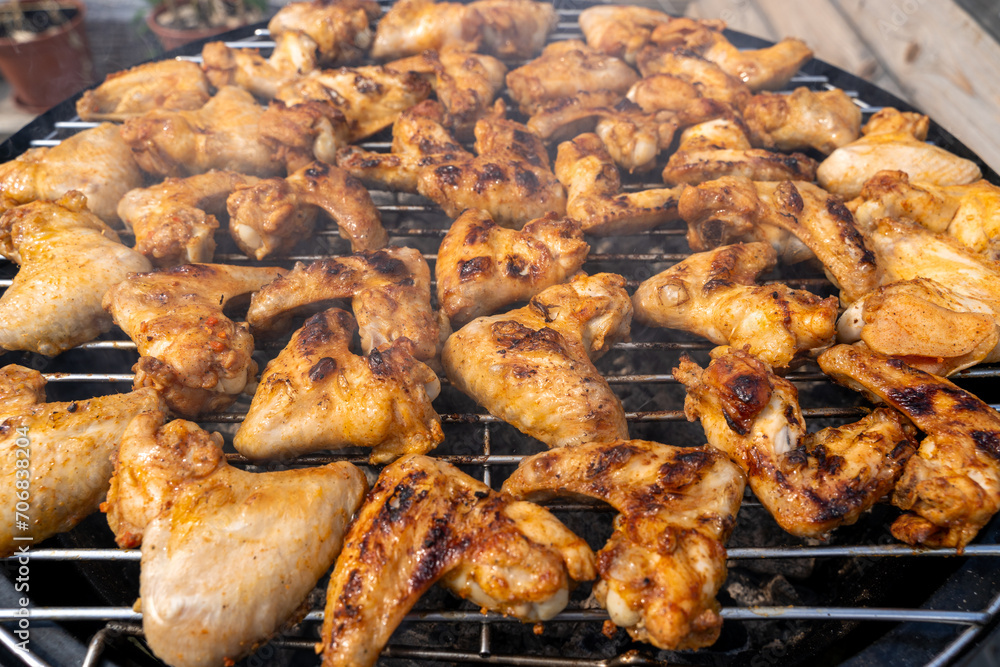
[320,453,596,667]
[819,343,1000,549]
[227,160,386,259]
[0,122,141,226]
[442,273,631,448]
[117,171,259,267]
[268,0,381,66]
[104,412,366,667]
[555,132,682,234]
[678,176,879,304]
[633,243,838,368]
[661,118,818,186]
[742,87,862,154]
[579,5,674,64]
[0,365,163,557]
[504,440,745,650]
[234,308,442,463]
[676,346,917,538]
[246,247,442,364]
[102,263,286,417]
[436,209,589,327]
[201,32,321,100]
[76,59,210,121]
[817,108,982,199]
[0,194,151,356]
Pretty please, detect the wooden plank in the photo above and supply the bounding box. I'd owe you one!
[685,0,778,41]
[832,0,1000,174]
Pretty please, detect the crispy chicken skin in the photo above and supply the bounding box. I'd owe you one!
[818,108,982,199]
[0,366,163,557]
[678,176,879,304]
[267,0,381,66]
[443,273,631,448]
[676,347,917,538]
[247,247,442,363]
[579,5,674,64]
[118,171,259,267]
[102,263,286,417]
[0,122,141,226]
[105,412,366,667]
[201,32,321,100]
[76,60,210,121]
[235,308,442,463]
[819,344,1000,550]
[257,98,351,172]
[742,87,862,154]
[503,440,745,650]
[320,453,596,667]
[633,243,838,367]
[227,160,386,259]
[0,194,152,356]
[524,89,628,145]
[436,209,589,327]
[555,132,682,234]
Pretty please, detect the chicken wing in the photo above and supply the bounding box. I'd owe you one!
[442,273,631,448]
[0,194,151,356]
[0,366,163,557]
[742,87,862,154]
[117,171,259,268]
[201,32,320,100]
[817,108,982,199]
[320,453,596,667]
[76,60,210,121]
[104,412,366,667]
[436,209,589,327]
[635,47,751,109]
[592,103,682,173]
[370,0,481,60]
[819,344,1000,550]
[524,89,627,144]
[579,5,674,64]
[257,98,351,172]
[0,122,141,226]
[634,243,838,367]
[471,0,557,59]
[102,263,286,417]
[268,0,381,66]
[503,440,744,650]
[676,346,916,538]
[555,132,682,234]
[227,160,386,259]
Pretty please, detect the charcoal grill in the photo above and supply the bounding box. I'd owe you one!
[2,3,1000,666]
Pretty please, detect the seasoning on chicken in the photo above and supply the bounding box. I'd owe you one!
[257,99,351,171]
[819,343,1000,550]
[503,439,744,650]
[634,243,838,367]
[76,59,210,121]
[104,411,366,667]
[0,194,151,356]
[636,46,751,109]
[472,0,557,59]
[201,32,322,100]
[0,365,163,557]
[579,4,674,64]
[267,0,382,66]
[742,87,862,154]
[102,263,286,417]
[320,453,596,667]
[524,89,628,144]
[443,273,631,448]
[676,346,917,538]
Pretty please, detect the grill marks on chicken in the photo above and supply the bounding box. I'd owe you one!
[503,439,744,650]
[0,365,163,557]
[676,347,917,538]
[320,453,596,667]
[104,412,366,667]
[76,60,211,122]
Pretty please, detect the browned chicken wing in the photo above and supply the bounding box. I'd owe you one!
[472,0,557,59]
[579,4,674,64]
[742,87,862,154]
[636,46,751,109]
[267,0,381,65]
[76,60,210,121]
[320,453,596,667]
[201,32,321,100]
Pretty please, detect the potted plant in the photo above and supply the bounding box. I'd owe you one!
[0,0,94,113]
[145,0,268,52]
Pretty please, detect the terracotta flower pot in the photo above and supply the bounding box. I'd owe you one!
[0,0,95,113]
[146,3,248,53]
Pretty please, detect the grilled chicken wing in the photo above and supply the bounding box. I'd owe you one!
[555,132,682,234]
[634,243,838,367]
[443,273,631,448]
[235,309,442,463]
[76,60,210,121]
[0,122,141,226]
[267,0,381,66]
[472,0,557,58]
[201,32,321,100]
[436,209,589,327]
[742,87,862,154]
[636,47,751,109]
[504,439,744,650]
[256,98,351,172]
[676,347,917,538]
[247,247,442,363]
[320,453,596,667]
[524,89,628,144]
[678,176,879,304]
[102,263,286,417]
[0,366,163,557]
[819,344,1000,549]
[579,5,674,64]
[0,194,151,356]
[104,411,366,667]
[227,160,386,259]
[818,108,982,199]
[118,171,259,267]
